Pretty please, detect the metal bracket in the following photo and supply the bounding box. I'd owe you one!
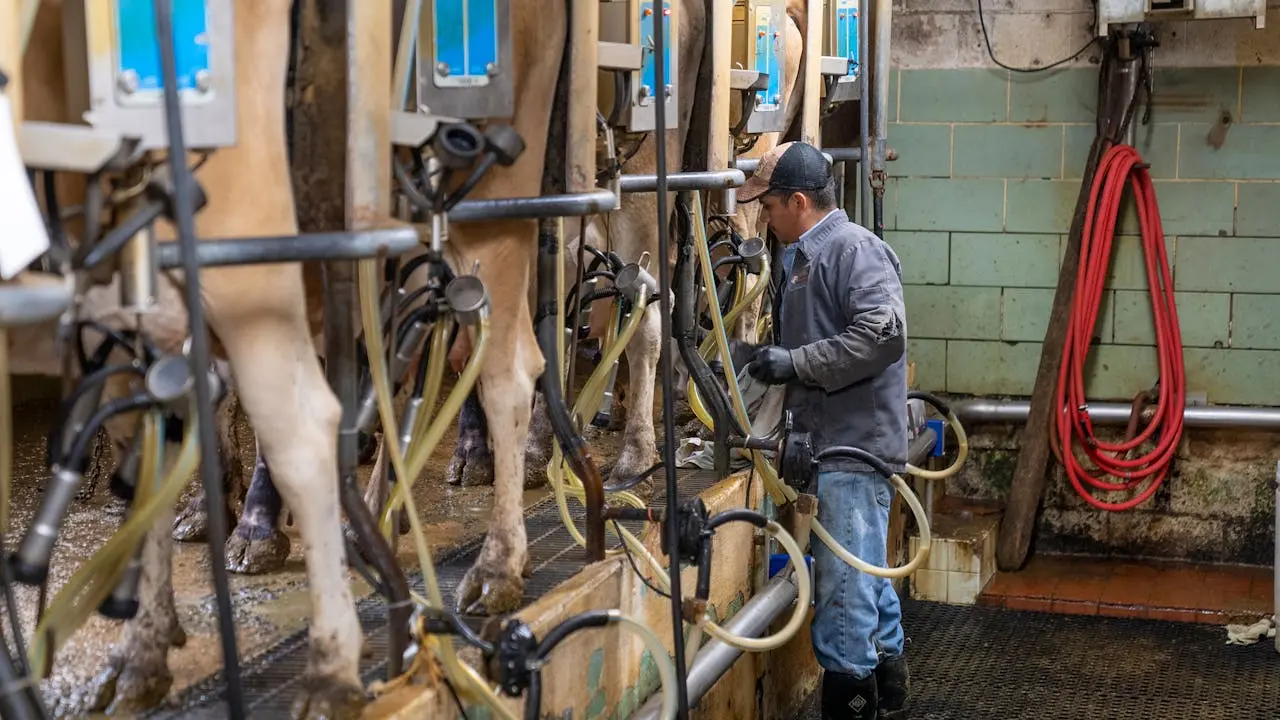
[598,41,644,71]
[18,122,140,173]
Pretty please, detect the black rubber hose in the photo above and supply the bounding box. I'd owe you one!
[0,641,46,720]
[814,445,897,480]
[648,8,689,716]
[673,210,743,443]
[151,1,244,713]
[45,363,145,469]
[77,198,166,271]
[536,219,606,560]
[907,389,953,418]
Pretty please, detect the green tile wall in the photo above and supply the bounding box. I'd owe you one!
[892,67,1280,405]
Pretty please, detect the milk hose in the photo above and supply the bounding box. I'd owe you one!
[28,405,189,677]
[357,258,516,719]
[904,391,968,481]
[681,193,933,579]
[601,507,812,654]
[540,258,808,655]
[545,290,653,550]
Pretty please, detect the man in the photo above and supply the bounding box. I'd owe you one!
[736,141,910,720]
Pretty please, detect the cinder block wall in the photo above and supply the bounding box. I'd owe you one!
[889,1,1280,564]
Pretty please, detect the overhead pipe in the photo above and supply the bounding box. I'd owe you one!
[952,398,1280,430]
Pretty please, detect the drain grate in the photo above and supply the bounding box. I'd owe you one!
[147,467,730,718]
[793,599,1280,720]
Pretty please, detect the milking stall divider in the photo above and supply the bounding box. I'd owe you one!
[0,1,974,719]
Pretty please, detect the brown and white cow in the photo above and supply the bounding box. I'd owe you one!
[0,0,505,714]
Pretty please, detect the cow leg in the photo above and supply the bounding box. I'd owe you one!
[89,425,187,714]
[214,307,363,714]
[172,390,248,542]
[452,222,542,617]
[445,389,494,486]
[224,442,293,573]
[612,296,662,486]
[523,390,554,488]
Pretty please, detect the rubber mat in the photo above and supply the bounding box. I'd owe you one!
[793,599,1280,720]
[146,466,729,718]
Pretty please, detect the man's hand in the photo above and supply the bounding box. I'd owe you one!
[748,345,797,385]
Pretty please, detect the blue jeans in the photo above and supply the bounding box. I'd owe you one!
[810,469,905,679]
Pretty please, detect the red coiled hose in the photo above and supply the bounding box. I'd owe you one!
[1052,144,1186,512]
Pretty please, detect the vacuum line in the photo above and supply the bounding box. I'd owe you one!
[151,1,245,714]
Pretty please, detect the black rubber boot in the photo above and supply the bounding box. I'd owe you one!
[821,670,878,720]
[875,655,910,719]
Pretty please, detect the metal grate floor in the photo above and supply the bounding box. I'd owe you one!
[146,467,729,718]
[793,599,1280,720]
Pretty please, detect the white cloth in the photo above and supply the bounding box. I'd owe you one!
[1224,616,1276,646]
[676,361,786,470]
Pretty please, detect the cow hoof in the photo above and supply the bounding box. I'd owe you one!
[171,498,209,542]
[225,523,291,574]
[445,445,494,487]
[610,441,656,487]
[455,564,525,616]
[290,679,366,720]
[88,654,172,715]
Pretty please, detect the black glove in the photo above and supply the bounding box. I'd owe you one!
[748,345,797,385]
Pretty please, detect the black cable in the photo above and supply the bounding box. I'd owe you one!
[151,1,245,715]
[976,0,1098,74]
[612,520,671,599]
[650,8,689,714]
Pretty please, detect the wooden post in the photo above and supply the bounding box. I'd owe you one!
[706,0,732,172]
[799,0,822,146]
[566,0,598,192]
[290,0,409,677]
[997,44,1119,571]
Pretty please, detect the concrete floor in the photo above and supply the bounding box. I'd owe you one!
[2,375,639,717]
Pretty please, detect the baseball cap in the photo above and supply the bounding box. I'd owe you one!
[736,141,832,203]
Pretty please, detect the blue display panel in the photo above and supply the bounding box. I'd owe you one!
[639,1,673,102]
[754,6,781,110]
[114,0,212,102]
[835,0,860,76]
[432,0,500,87]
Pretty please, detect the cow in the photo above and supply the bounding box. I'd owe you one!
[169,2,810,628]
[446,2,807,501]
[10,0,392,714]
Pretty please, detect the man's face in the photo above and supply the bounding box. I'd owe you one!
[759,191,807,244]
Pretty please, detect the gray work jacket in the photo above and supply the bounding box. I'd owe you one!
[777,209,909,474]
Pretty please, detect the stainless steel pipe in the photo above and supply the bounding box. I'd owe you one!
[619,169,746,193]
[633,574,800,720]
[952,398,1280,430]
[156,228,421,268]
[448,189,619,221]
